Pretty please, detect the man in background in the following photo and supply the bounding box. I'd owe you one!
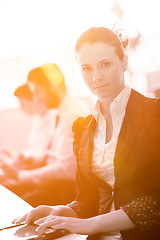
[0,63,87,207]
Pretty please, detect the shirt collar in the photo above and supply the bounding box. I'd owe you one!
[90,85,131,120]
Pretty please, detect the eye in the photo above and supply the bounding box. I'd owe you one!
[81,66,92,73]
[100,61,111,68]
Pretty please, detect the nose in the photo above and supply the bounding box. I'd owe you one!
[93,68,100,82]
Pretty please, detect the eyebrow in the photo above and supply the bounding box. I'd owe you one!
[80,58,112,67]
[80,64,91,68]
[99,58,112,64]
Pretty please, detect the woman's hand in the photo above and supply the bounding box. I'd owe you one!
[14,207,136,236]
[13,205,53,225]
[13,205,78,225]
[35,215,97,236]
[34,209,136,236]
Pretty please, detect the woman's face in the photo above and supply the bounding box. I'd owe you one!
[76,41,127,100]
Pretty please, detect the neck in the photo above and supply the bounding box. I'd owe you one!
[100,98,111,121]
[100,84,126,119]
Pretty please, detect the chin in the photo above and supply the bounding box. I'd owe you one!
[95,91,110,99]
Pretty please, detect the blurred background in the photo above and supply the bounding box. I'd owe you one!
[0,0,160,110]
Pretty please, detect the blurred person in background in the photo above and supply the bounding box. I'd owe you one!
[14,83,34,115]
[0,84,36,181]
[15,27,160,240]
[0,63,87,207]
[0,82,57,170]
[0,84,34,157]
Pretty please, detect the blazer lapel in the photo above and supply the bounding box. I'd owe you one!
[78,115,96,176]
[79,115,112,189]
[113,90,145,177]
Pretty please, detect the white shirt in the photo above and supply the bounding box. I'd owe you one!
[46,94,88,180]
[21,94,88,180]
[26,108,58,157]
[90,86,131,240]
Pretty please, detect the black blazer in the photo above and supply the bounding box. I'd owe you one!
[68,90,160,240]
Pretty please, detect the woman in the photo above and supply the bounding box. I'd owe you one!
[15,27,160,240]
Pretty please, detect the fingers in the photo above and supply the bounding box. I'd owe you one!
[12,209,35,225]
[35,216,66,235]
[12,213,28,224]
[25,209,38,224]
[12,205,54,228]
[36,223,66,236]
[35,215,53,225]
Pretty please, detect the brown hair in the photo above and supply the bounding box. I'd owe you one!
[75,27,128,60]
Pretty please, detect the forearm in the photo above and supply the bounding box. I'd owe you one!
[34,208,136,236]
[18,161,73,184]
[90,196,160,234]
[90,209,136,233]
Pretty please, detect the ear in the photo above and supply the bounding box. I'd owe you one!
[122,54,128,72]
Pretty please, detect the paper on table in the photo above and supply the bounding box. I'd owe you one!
[0,185,32,229]
[0,185,87,240]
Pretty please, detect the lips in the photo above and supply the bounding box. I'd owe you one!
[93,83,109,89]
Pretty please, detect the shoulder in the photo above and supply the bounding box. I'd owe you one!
[144,97,160,132]
[72,114,95,135]
[129,89,160,114]
[138,91,160,118]
[131,88,160,104]
[133,91,160,137]
[72,114,96,158]
[144,96,160,111]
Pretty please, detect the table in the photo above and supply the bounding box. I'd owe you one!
[0,185,87,240]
